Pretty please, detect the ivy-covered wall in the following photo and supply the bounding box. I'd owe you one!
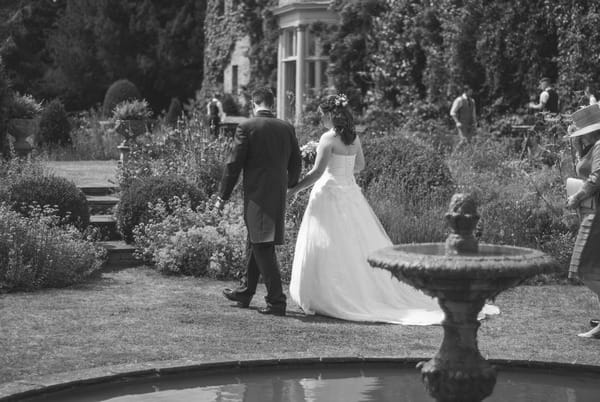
[201,0,243,98]
[202,0,279,99]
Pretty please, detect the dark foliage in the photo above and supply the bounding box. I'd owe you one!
[0,0,66,101]
[4,0,207,111]
[358,134,455,199]
[311,0,386,111]
[221,93,240,116]
[37,98,71,145]
[116,174,206,243]
[0,59,11,158]
[165,97,183,127]
[8,175,90,230]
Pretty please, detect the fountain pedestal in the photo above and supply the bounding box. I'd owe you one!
[418,298,495,402]
[368,193,559,402]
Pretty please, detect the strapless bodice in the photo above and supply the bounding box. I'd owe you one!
[325,153,356,179]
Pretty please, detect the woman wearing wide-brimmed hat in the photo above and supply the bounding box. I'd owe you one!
[566,104,600,338]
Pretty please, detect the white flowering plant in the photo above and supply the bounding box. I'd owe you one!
[300,140,318,167]
[133,195,247,279]
[0,203,105,291]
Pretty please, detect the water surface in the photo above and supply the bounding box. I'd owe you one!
[22,364,600,402]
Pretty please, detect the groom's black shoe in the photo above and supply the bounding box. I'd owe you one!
[258,306,286,316]
[222,288,251,308]
[590,318,600,328]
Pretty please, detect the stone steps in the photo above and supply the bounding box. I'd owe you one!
[86,195,120,215]
[96,240,140,270]
[78,185,118,196]
[90,214,120,241]
[79,185,142,269]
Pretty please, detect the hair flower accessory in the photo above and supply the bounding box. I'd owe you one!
[333,94,348,107]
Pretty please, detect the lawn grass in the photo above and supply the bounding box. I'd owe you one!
[44,160,118,187]
[1,266,599,386]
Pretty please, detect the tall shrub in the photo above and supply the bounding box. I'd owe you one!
[102,79,142,117]
[37,98,71,145]
[165,97,183,127]
[358,134,455,199]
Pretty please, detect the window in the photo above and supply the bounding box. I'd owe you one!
[304,31,328,91]
[284,61,296,121]
[284,29,297,58]
[232,65,238,95]
[306,32,316,57]
[306,61,316,89]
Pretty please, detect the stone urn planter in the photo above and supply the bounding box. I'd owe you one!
[114,119,149,166]
[7,118,39,157]
[115,119,149,146]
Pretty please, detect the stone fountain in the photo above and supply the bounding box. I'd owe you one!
[368,193,559,402]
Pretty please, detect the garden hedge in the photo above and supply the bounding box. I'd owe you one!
[8,175,89,229]
[116,175,206,243]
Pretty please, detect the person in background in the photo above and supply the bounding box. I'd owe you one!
[450,85,477,149]
[566,104,600,339]
[585,83,599,106]
[207,93,225,138]
[528,77,559,113]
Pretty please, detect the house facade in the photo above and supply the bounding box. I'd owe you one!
[272,0,338,123]
[223,35,251,105]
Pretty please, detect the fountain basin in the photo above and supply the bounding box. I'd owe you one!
[3,358,600,402]
[368,243,560,301]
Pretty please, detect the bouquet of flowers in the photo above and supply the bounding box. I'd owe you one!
[301,140,318,167]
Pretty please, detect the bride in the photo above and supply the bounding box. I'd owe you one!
[287,94,499,324]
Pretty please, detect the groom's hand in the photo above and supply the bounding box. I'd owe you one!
[286,188,297,203]
[214,196,225,214]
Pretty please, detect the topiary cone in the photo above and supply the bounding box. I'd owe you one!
[102,79,142,118]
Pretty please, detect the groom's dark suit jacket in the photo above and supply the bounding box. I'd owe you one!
[218,110,302,244]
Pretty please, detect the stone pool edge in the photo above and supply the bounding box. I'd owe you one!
[2,356,600,401]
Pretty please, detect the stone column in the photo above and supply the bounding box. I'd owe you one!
[295,24,306,125]
[276,29,285,119]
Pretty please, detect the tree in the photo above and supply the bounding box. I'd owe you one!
[316,0,386,110]
[0,0,66,100]
[553,0,600,109]
[47,0,206,111]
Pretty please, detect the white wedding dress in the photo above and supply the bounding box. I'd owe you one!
[289,152,499,325]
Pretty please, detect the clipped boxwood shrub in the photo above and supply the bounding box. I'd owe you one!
[8,175,90,229]
[116,175,206,243]
[102,79,142,117]
[358,134,455,199]
[37,98,71,145]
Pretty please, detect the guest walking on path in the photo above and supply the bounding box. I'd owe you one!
[528,77,559,113]
[566,104,600,339]
[450,85,477,150]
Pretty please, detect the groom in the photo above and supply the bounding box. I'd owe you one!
[215,86,302,316]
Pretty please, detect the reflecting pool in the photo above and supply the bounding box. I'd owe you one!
[20,363,600,402]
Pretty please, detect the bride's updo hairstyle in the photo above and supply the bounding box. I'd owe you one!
[319,94,356,145]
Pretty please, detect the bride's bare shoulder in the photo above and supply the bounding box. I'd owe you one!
[318,129,336,144]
